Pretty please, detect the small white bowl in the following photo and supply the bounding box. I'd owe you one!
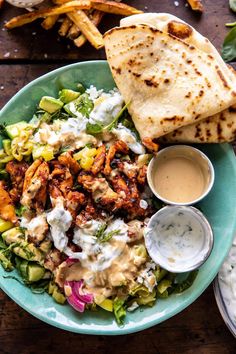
[147,145,215,206]
[145,205,214,273]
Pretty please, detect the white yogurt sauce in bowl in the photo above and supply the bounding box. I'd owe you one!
[145,206,214,273]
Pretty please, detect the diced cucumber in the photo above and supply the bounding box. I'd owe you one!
[0,218,14,233]
[28,263,45,282]
[59,89,80,104]
[5,121,28,139]
[39,96,63,114]
[2,227,25,244]
[19,259,29,279]
[0,250,14,271]
[2,139,12,155]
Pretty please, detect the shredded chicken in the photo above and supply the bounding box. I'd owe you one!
[91,144,106,175]
[0,181,18,224]
[6,160,29,203]
[104,140,129,175]
[21,159,49,212]
[58,152,80,175]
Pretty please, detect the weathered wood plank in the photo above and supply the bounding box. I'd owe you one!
[0,0,236,61]
[0,285,235,354]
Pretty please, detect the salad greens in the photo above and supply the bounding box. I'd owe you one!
[222,0,236,62]
[222,25,236,62]
[0,81,199,326]
[86,101,130,135]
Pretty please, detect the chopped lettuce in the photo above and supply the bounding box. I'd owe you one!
[113,298,126,325]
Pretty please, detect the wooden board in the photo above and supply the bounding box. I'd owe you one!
[0,0,236,61]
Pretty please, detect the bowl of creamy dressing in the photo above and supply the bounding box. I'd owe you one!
[145,206,214,273]
[147,145,215,205]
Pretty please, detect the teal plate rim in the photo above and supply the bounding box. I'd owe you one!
[0,60,236,335]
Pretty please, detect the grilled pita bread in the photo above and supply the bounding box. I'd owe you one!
[120,13,236,143]
[160,106,236,143]
[104,24,236,141]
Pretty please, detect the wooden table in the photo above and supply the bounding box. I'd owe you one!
[0,0,236,352]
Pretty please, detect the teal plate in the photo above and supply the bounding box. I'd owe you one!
[0,61,236,335]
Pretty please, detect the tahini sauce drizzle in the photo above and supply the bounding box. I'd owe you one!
[153,156,206,203]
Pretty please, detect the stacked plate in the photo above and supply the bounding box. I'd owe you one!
[214,236,236,337]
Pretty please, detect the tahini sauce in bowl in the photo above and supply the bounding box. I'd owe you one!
[147,145,214,205]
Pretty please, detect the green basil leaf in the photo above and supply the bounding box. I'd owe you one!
[86,122,103,135]
[222,26,236,62]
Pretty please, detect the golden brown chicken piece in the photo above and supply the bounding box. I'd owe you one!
[142,138,159,152]
[104,140,129,175]
[0,181,18,224]
[66,190,86,220]
[137,165,147,185]
[76,198,97,226]
[44,248,65,272]
[49,162,73,197]
[21,159,49,212]
[58,152,80,175]
[6,160,29,204]
[77,173,119,206]
[91,145,106,175]
[116,160,138,180]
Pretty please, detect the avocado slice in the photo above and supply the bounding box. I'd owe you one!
[5,121,29,139]
[2,228,45,263]
[13,242,44,263]
[2,227,25,244]
[28,263,45,282]
[39,96,64,114]
[2,139,12,155]
[59,89,80,104]
[18,258,28,279]
[0,250,14,271]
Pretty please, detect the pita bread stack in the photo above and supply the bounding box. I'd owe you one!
[103,13,236,144]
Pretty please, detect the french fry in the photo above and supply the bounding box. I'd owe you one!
[53,0,142,16]
[74,10,103,48]
[41,15,59,30]
[58,16,73,36]
[187,0,203,12]
[5,0,91,29]
[67,23,80,39]
[67,10,104,49]
[91,0,143,16]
